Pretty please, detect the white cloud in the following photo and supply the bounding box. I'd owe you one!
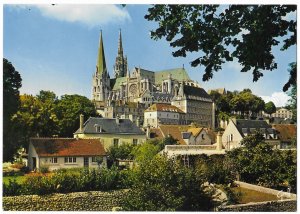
[11,4,131,27]
[260,92,290,107]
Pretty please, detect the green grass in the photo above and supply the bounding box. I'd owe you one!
[3,176,26,185]
[233,186,279,204]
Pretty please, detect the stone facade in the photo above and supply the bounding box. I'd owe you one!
[3,190,128,211]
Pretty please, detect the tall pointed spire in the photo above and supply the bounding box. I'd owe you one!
[118,29,123,56]
[114,29,127,78]
[96,30,107,74]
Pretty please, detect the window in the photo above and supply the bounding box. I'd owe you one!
[50,157,57,163]
[65,157,77,163]
[202,134,205,140]
[92,156,101,163]
[133,139,138,146]
[114,138,119,147]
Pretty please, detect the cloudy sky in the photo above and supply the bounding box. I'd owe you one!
[3,4,296,107]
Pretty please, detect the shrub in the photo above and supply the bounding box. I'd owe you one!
[39,166,49,174]
[3,179,22,196]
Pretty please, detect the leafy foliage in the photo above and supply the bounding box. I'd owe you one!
[55,94,96,137]
[108,144,135,162]
[264,101,276,117]
[3,167,135,196]
[227,132,297,192]
[122,155,215,211]
[145,5,296,91]
[3,58,22,162]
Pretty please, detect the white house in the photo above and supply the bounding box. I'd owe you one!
[144,103,185,128]
[28,138,107,171]
[222,119,280,150]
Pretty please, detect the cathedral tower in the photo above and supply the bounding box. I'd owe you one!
[114,29,128,78]
[92,31,110,101]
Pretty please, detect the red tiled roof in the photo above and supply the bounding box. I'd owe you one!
[31,138,106,157]
[145,103,184,113]
[159,125,186,145]
[272,124,297,142]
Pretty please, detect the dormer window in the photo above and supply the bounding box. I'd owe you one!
[94,124,102,133]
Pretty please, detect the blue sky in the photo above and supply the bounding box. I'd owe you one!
[3,4,296,107]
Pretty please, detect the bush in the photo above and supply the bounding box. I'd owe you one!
[3,179,22,196]
[39,166,49,174]
[122,155,215,211]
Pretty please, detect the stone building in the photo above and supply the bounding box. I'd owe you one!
[91,31,200,106]
[74,115,146,150]
[144,103,185,128]
[171,84,215,129]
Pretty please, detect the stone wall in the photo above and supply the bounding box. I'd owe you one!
[217,199,297,212]
[3,190,128,211]
[235,181,297,199]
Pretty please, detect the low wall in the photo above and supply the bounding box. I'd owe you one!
[217,199,297,212]
[235,181,297,199]
[3,190,128,211]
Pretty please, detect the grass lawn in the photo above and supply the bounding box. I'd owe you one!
[3,176,26,185]
[233,186,279,204]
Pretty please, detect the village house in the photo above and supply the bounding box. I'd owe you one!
[73,115,146,150]
[222,119,280,150]
[28,138,107,171]
[144,103,185,128]
[182,127,216,145]
[272,124,297,149]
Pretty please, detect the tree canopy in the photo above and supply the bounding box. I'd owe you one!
[145,5,296,91]
[264,101,276,117]
[3,58,22,162]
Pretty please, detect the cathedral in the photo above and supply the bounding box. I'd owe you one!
[91,30,214,129]
[92,30,200,105]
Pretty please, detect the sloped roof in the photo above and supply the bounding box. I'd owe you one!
[187,128,201,137]
[150,128,164,139]
[96,32,107,75]
[145,103,184,113]
[159,125,186,145]
[272,124,296,142]
[233,119,274,137]
[183,85,212,101]
[31,138,106,157]
[74,117,145,135]
[111,77,127,90]
[155,68,190,85]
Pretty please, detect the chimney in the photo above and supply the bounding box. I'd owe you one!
[116,114,120,125]
[80,114,84,132]
[216,131,223,151]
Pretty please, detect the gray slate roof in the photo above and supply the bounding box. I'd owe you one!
[234,119,275,137]
[183,85,212,102]
[74,117,145,135]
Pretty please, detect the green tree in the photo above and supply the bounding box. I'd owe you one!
[145,5,296,91]
[3,58,22,162]
[108,143,135,162]
[132,141,161,163]
[123,155,215,211]
[227,132,288,189]
[55,94,96,137]
[264,101,276,117]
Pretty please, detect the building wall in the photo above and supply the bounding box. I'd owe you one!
[144,111,180,128]
[28,142,39,171]
[194,129,212,145]
[74,133,146,150]
[38,156,107,171]
[221,120,243,150]
[271,108,293,119]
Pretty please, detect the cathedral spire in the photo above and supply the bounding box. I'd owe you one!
[96,30,107,74]
[118,29,123,56]
[114,29,127,78]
